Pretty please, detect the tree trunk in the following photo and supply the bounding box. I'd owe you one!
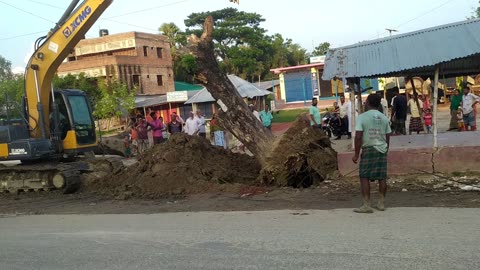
[187,16,273,165]
[187,16,338,187]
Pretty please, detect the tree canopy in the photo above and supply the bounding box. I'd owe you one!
[311,42,331,57]
[0,55,13,82]
[176,8,310,82]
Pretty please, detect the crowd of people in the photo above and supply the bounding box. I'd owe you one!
[123,103,274,157]
[308,82,480,140]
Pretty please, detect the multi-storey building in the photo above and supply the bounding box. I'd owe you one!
[58,31,174,95]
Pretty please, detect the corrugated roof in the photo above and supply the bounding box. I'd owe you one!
[255,79,279,90]
[185,75,272,104]
[322,19,480,80]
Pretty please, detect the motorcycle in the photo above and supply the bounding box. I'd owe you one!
[321,112,342,138]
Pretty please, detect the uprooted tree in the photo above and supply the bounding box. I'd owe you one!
[187,16,337,187]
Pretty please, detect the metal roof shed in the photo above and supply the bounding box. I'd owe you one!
[322,18,480,148]
[322,19,480,80]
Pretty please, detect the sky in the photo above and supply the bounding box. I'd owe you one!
[0,0,477,73]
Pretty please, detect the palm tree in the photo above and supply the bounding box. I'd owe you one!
[159,22,186,56]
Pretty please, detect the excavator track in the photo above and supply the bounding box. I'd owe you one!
[0,157,124,194]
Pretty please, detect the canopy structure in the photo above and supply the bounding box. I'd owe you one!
[322,19,480,80]
[185,74,272,104]
[322,18,480,149]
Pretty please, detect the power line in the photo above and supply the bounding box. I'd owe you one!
[368,0,457,40]
[104,0,191,19]
[0,0,55,23]
[0,31,46,41]
[102,18,158,32]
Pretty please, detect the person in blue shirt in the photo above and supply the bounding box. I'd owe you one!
[260,105,274,130]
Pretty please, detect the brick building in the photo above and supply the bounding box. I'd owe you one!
[58,31,174,95]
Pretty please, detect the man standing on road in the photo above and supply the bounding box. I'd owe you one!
[309,98,321,128]
[195,111,207,138]
[338,95,352,140]
[260,105,274,130]
[462,84,480,131]
[448,89,462,131]
[391,89,407,135]
[352,94,392,213]
[167,113,183,135]
[184,112,200,136]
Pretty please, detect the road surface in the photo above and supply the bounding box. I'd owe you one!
[1,208,479,270]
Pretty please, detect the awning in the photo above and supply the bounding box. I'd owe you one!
[322,18,480,80]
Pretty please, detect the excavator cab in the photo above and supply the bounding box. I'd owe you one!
[53,90,96,149]
[0,90,96,161]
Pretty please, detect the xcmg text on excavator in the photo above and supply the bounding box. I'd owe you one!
[0,0,114,193]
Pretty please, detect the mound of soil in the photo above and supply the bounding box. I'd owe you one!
[88,133,262,199]
[260,114,338,187]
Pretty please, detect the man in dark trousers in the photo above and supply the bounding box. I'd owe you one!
[352,94,392,213]
[391,88,407,135]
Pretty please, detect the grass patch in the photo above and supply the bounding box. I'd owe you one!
[272,109,308,123]
[272,108,330,123]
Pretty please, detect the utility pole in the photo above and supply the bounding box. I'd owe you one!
[385,28,398,36]
[386,28,400,94]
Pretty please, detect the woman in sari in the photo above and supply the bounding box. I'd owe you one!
[210,113,226,149]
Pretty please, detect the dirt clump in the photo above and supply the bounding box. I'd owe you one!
[260,114,338,187]
[88,133,262,199]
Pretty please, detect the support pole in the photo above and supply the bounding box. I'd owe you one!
[349,79,356,150]
[433,66,440,149]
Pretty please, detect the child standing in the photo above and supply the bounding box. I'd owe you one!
[123,135,132,158]
[423,108,433,133]
[457,106,465,131]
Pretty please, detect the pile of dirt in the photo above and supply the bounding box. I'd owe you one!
[88,133,262,199]
[260,114,338,187]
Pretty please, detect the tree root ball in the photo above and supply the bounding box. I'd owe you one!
[259,114,338,187]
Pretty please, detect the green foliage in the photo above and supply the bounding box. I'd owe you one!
[181,8,310,82]
[311,42,330,56]
[174,54,198,83]
[53,73,102,108]
[0,74,25,118]
[470,1,480,19]
[94,79,135,120]
[0,55,13,82]
[159,22,187,56]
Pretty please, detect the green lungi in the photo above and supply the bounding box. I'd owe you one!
[359,146,388,181]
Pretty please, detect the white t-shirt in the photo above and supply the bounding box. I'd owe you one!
[462,93,480,115]
[185,117,200,135]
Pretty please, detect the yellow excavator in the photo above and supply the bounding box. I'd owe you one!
[0,0,113,193]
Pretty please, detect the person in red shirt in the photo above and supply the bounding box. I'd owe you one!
[423,108,433,134]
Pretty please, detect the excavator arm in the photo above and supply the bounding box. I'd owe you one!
[24,0,112,139]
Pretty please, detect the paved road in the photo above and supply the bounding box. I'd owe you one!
[1,208,479,270]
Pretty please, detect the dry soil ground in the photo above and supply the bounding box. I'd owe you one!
[1,105,479,216]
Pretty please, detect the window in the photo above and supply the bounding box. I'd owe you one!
[133,75,142,93]
[143,46,148,56]
[156,75,163,86]
[156,47,163,58]
[132,75,140,86]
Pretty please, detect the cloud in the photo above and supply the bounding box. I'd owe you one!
[12,66,25,75]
